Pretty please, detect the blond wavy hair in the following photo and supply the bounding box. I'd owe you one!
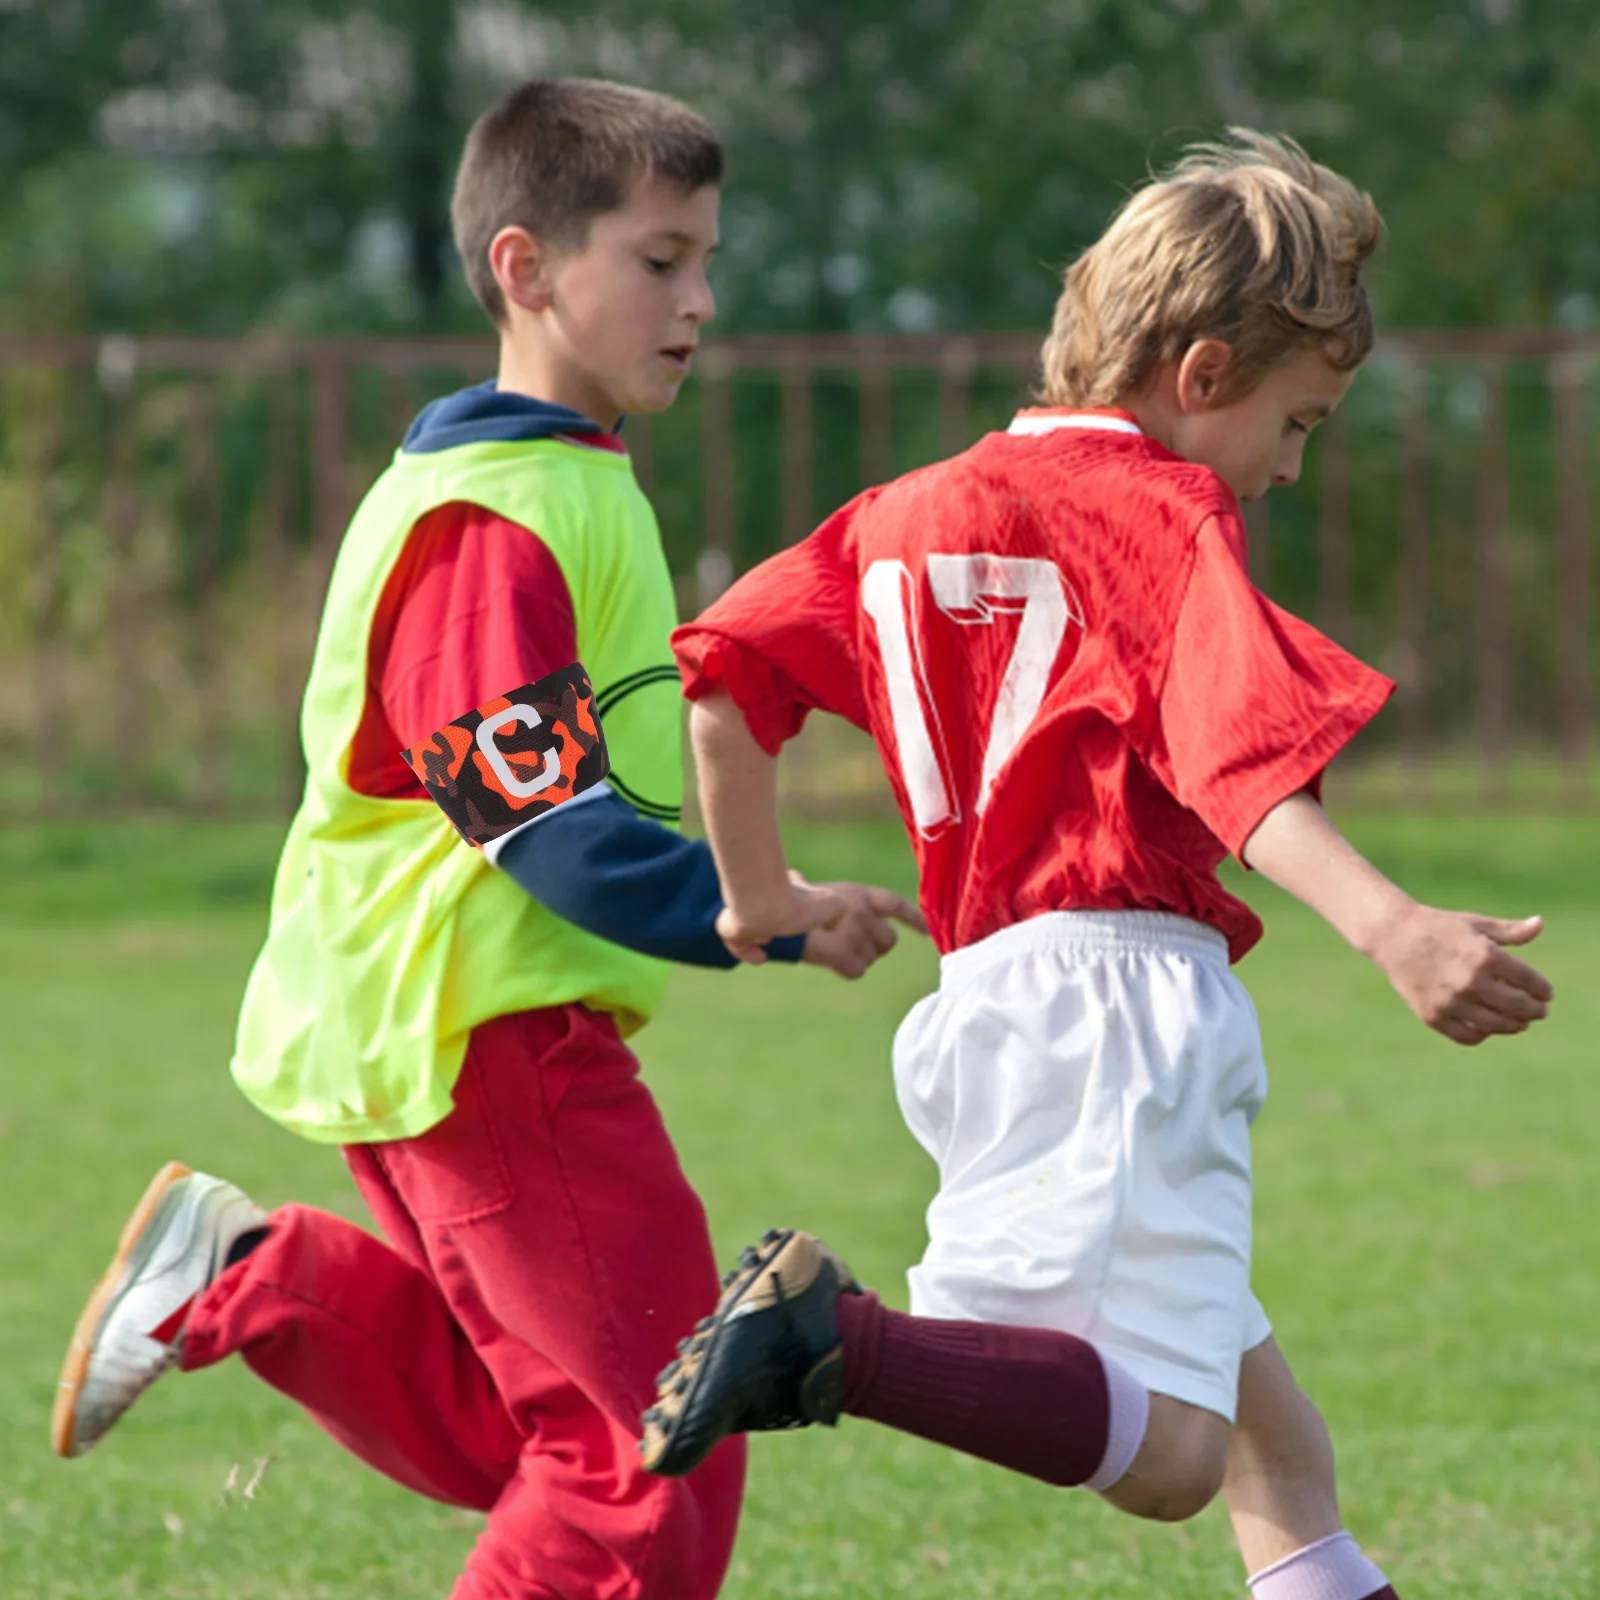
[1039,130,1384,407]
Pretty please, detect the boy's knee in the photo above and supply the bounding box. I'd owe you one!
[1098,1397,1229,1523]
[1104,1448,1227,1522]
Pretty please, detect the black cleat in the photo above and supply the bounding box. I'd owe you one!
[640,1228,862,1477]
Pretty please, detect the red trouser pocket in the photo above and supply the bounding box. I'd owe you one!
[374,1039,516,1223]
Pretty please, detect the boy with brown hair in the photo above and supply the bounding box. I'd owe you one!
[640,132,1552,1598]
[51,78,917,1600]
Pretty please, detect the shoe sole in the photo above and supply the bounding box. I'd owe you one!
[51,1160,192,1459]
[643,1228,858,1477]
[642,1229,796,1475]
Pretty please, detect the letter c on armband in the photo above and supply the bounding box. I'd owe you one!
[475,704,561,798]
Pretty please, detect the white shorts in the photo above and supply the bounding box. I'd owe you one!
[893,910,1273,1421]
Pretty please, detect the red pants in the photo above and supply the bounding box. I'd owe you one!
[182,1006,746,1600]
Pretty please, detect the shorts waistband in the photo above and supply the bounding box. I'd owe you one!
[939,910,1229,988]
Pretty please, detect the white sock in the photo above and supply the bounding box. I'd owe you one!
[1084,1349,1149,1492]
[1247,1531,1390,1600]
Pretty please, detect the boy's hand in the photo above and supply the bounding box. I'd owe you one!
[1242,791,1553,1048]
[1370,906,1552,1046]
[715,872,849,964]
[800,882,928,980]
[715,873,926,976]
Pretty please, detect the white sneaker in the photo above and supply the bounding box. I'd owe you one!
[52,1162,269,1459]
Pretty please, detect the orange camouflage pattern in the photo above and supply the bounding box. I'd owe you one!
[402,662,610,847]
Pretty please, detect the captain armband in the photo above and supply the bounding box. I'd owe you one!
[402,663,610,848]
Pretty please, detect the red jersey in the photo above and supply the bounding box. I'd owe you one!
[347,501,579,800]
[673,409,1393,962]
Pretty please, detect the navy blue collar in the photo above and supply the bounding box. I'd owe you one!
[402,380,611,455]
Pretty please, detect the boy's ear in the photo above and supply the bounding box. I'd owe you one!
[1175,340,1235,412]
[489,225,554,315]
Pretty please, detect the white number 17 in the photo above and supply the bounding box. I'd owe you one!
[861,553,1081,837]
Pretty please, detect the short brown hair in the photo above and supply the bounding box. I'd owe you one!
[451,78,724,326]
[1040,129,1384,408]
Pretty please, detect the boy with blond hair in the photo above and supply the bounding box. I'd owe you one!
[51,78,917,1600]
[640,132,1552,1599]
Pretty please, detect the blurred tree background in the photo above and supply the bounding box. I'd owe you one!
[1,0,1598,816]
[2,0,1597,339]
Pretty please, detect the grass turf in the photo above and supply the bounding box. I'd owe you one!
[1,814,1597,1597]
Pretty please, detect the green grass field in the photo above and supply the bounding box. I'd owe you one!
[2,814,1597,1598]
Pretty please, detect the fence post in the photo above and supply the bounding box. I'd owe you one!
[1015,347,1038,411]
[1317,408,1351,644]
[1552,353,1590,800]
[938,338,976,457]
[101,338,145,806]
[779,357,814,545]
[268,365,305,812]
[26,369,68,818]
[384,366,414,457]
[187,376,225,813]
[1397,359,1430,802]
[310,350,349,569]
[697,347,735,606]
[628,412,656,504]
[1474,361,1510,804]
[860,339,891,488]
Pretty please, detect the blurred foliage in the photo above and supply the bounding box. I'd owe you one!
[3,2,1599,819]
[1,0,1598,337]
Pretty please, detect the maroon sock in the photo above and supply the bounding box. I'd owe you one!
[834,1291,1111,1487]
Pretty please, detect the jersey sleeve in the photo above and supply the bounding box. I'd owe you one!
[672,505,870,754]
[378,502,579,754]
[1143,512,1394,857]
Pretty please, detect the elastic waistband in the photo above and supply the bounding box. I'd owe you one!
[939,910,1228,989]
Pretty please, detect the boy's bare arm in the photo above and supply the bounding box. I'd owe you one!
[1241,790,1552,1045]
[689,689,924,972]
